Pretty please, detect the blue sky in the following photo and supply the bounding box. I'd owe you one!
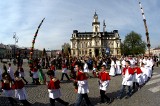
[0,0,160,50]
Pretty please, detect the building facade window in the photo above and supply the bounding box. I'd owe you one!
[117,42,119,47]
[85,50,87,54]
[73,50,75,55]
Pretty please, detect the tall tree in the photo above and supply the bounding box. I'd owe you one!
[42,48,46,57]
[62,43,70,56]
[121,31,146,55]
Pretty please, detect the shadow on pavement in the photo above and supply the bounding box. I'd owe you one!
[32,102,50,106]
[33,102,71,106]
[25,84,38,88]
[67,91,119,106]
[60,80,73,83]
[0,97,22,106]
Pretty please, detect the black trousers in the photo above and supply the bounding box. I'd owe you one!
[33,78,40,85]
[133,82,140,90]
[20,100,31,106]
[50,98,68,106]
[8,97,17,106]
[100,90,110,102]
[21,77,28,84]
[75,93,92,106]
[61,73,70,80]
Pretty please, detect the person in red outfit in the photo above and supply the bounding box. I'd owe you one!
[50,64,56,74]
[60,62,70,81]
[2,72,17,106]
[14,71,31,106]
[47,70,69,106]
[132,63,144,91]
[31,66,40,85]
[98,65,112,104]
[117,61,134,99]
[74,63,93,106]
[18,66,28,85]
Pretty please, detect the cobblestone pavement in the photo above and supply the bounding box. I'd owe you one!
[0,60,160,106]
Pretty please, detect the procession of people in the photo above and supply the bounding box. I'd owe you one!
[0,55,157,106]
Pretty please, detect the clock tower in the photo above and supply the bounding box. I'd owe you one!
[92,12,100,32]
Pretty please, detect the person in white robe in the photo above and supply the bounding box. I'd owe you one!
[83,60,89,73]
[7,63,14,81]
[145,58,153,79]
[109,58,116,77]
[117,61,134,99]
[116,59,122,75]
[121,58,126,71]
[140,63,148,83]
[132,63,144,92]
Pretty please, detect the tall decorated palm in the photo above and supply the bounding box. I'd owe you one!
[29,18,45,66]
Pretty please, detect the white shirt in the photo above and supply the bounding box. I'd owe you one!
[8,67,14,80]
[77,80,89,94]
[84,63,89,73]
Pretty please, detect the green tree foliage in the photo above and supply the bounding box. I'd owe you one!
[121,31,146,55]
[42,48,46,57]
[62,43,71,56]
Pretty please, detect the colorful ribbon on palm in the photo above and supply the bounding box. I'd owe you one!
[30,18,45,61]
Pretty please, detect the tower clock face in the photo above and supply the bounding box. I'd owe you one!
[95,25,99,32]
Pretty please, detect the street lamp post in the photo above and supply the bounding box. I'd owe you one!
[13,32,18,64]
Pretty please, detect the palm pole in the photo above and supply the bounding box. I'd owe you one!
[29,18,45,63]
[138,0,151,56]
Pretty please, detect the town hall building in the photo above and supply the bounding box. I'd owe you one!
[70,12,121,57]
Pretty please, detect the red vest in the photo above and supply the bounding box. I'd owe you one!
[31,68,38,72]
[2,81,12,90]
[99,71,110,81]
[133,67,142,74]
[62,64,67,68]
[76,71,88,81]
[14,79,24,89]
[48,79,60,89]
[50,65,55,70]
[122,67,134,75]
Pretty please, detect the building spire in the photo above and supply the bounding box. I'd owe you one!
[92,11,100,32]
[103,20,106,35]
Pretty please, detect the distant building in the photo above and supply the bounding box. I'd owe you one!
[46,50,52,58]
[153,48,160,57]
[51,50,62,57]
[0,43,5,58]
[9,44,19,59]
[70,12,121,57]
[4,45,12,59]
[146,48,160,57]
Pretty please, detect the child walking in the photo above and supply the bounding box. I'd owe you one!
[98,65,112,104]
[2,72,17,106]
[14,71,31,106]
[47,70,69,106]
